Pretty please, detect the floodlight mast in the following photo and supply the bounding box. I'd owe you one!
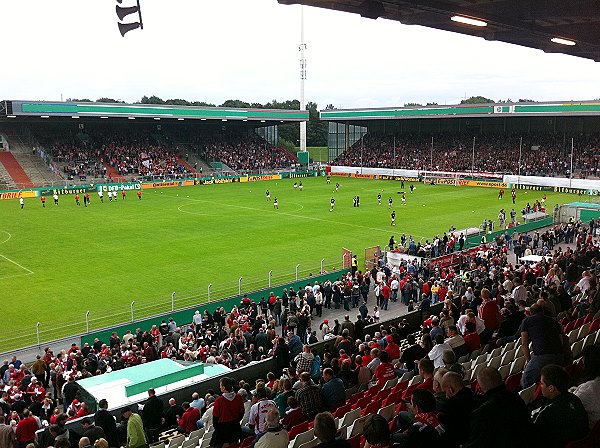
[299,6,307,153]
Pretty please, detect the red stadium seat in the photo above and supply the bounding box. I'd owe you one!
[505,372,523,392]
[348,434,361,448]
[288,420,310,441]
[583,313,594,325]
[564,321,576,333]
[589,319,600,333]
[392,379,409,394]
[382,391,402,407]
[349,391,365,406]
[361,399,383,417]
[333,403,352,419]
[352,396,371,411]
[240,436,254,448]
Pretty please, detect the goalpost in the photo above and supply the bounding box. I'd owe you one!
[421,171,464,186]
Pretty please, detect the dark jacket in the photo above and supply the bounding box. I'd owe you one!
[95,408,119,448]
[142,395,164,430]
[466,385,535,448]
[439,387,480,448]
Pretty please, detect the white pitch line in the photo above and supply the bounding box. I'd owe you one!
[0,254,34,275]
[0,230,12,245]
[178,196,424,237]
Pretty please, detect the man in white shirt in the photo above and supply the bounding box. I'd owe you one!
[428,335,453,369]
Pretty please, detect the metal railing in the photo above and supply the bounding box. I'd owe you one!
[0,258,344,353]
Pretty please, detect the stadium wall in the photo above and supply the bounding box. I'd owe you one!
[504,175,600,192]
[464,217,554,248]
[80,269,349,346]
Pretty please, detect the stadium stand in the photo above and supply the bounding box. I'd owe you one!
[2,217,599,448]
[333,133,600,178]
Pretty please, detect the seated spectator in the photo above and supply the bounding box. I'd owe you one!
[427,335,453,369]
[533,364,588,448]
[445,326,468,359]
[280,397,304,431]
[177,402,200,435]
[313,412,350,448]
[392,389,444,447]
[363,414,391,448]
[571,345,600,429]
[254,409,288,448]
[439,372,480,447]
[374,351,395,385]
[468,367,535,447]
[321,368,345,412]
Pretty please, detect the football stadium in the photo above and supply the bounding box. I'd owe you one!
[1,1,600,448]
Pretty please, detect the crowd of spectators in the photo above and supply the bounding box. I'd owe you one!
[44,131,193,182]
[1,217,599,447]
[334,133,600,178]
[38,131,296,181]
[201,136,297,172]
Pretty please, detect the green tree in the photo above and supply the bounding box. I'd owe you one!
[65,98,92,102]
[165,99,191,106]
[460,96,494,104]
[140,95,165,104]
[426,102,438,106]
[518,99,537,103]
[96,97,124,103]
[404,102,422,107]
[220,99,251,108]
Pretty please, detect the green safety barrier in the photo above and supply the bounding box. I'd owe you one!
[124,363,205,397]
[465,217,554,248]
[581,209,600,222]
[80,269,350,346]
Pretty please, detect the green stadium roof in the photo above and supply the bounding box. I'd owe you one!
[320,100,600,121]
[4,100,308,122]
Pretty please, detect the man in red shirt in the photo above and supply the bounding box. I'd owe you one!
[210,377,245,448]
[178,401,201,434]
[380,283,391,311]
[374,351,395,385]
[384,335,400,361]
[15,409,39,448]
[26,378,45,403]
[478,288,500,344]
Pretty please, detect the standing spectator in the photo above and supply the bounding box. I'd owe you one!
[142,389,163,443]
[95,399,119,448]
[209,377,245,448]
[295,372,324,420]
[15,409,39,448]
[122,407,146,448]
[520,304,564,388]
[0,415,17,448]
[243,386,277,437]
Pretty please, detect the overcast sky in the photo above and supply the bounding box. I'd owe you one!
[2,0,600,110]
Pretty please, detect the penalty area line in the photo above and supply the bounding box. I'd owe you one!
[0,254,34,275]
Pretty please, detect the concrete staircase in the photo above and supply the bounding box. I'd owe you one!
[12,152,59,187]
[0,152,34,188]
[0,156,14,189]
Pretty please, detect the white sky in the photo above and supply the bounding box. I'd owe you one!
[2,0,600,110]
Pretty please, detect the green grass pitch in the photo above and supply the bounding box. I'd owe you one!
[0,177,573,350]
